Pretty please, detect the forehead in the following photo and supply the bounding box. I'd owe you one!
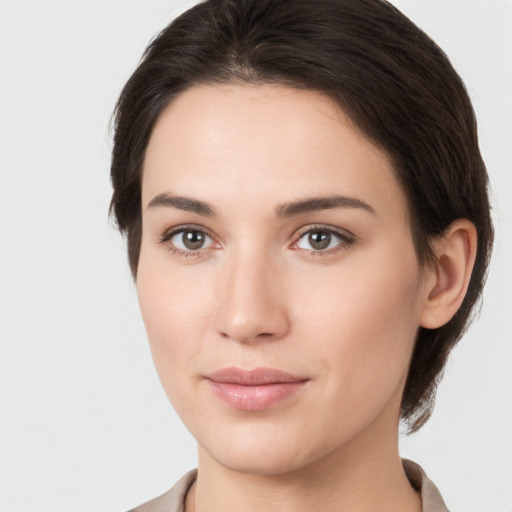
[142,83,408,222]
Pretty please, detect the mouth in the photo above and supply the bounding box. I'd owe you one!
[204,367,309,411]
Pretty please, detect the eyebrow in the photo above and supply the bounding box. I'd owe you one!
[147,193,216,216]
[146,192,375,218]
[276,195,376,217]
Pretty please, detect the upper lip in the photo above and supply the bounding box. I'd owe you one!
[205,367,308,385]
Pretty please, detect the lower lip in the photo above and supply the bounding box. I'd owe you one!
[207,381,307,411]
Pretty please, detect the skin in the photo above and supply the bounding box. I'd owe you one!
[137,83,476,511]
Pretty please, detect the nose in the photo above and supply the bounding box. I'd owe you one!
[214,250,290,344]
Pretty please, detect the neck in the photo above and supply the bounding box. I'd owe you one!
[188,408,421,512]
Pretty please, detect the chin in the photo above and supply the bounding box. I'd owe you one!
[196,421,331,476]
[210,446,310,476]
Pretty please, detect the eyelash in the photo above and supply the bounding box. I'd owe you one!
[159,224,218,258]
[158,224,356,258]
[291,225,355,257]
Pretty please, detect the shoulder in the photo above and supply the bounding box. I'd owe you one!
[127,469,197,512]
[402,459,450,512]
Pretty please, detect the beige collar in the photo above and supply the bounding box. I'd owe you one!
[129,459,449,512]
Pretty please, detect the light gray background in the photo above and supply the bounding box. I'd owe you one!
[0,1,510,511]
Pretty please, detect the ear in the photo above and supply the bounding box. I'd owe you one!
[420,219,478,329]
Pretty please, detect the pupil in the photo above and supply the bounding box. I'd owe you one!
[183,230,205,250]
[309,231,330,250]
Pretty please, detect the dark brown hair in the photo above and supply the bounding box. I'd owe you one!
[110,0,493,432]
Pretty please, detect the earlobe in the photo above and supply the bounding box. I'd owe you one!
[420,219,478,329]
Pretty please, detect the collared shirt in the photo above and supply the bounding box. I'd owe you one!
[129,459,449,512]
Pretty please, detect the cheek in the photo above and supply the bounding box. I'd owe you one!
[291,249,423,402]
[136,250,214,402]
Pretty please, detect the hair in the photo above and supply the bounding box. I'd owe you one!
[110,0,493,432]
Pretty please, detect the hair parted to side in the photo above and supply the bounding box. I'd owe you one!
[110,0,493,432]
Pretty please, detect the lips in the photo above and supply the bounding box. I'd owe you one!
[205,367,308,411]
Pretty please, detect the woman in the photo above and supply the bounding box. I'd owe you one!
[110,0,493,510]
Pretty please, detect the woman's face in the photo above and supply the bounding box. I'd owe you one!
[138,84,430,475]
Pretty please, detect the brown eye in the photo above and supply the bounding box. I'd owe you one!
[308,231,331,250]
[169,229,214,252]
[295,228,351,253]
[183,230,206,250]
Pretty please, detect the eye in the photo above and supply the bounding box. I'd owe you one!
[163,227,217,253]
[294,228,353,252]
